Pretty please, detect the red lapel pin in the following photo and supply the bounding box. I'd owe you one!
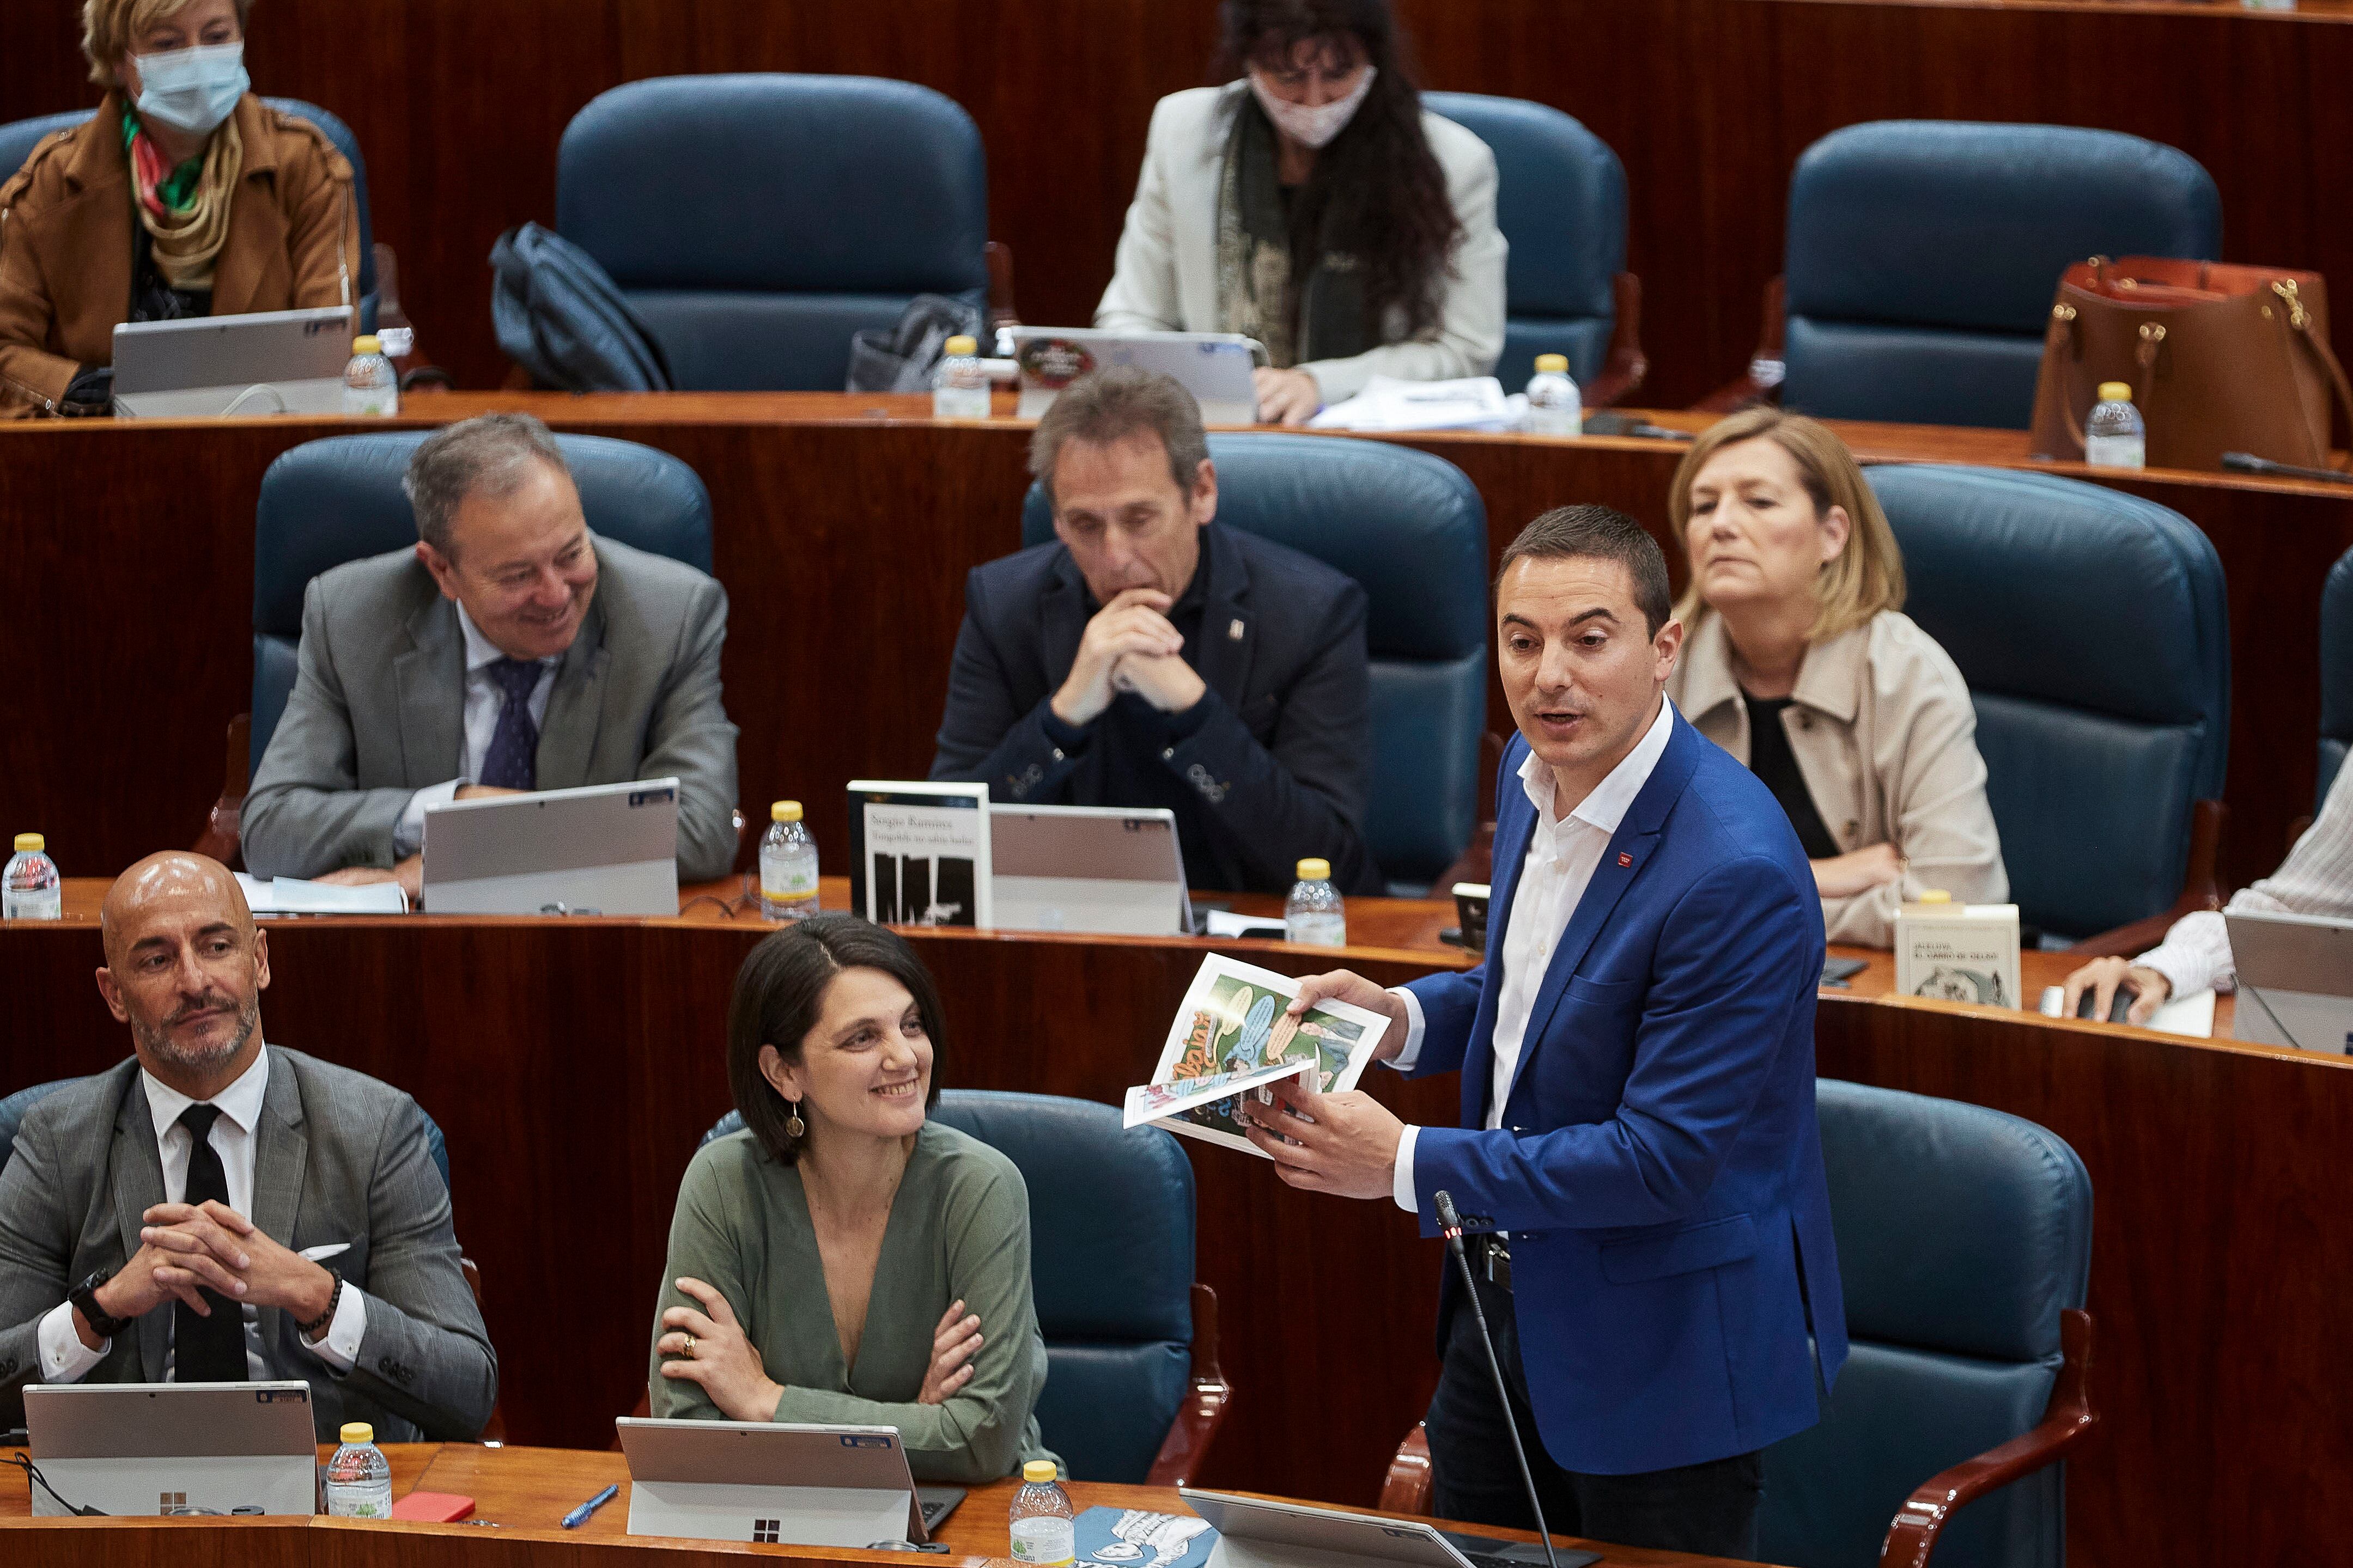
[1617,852,1633,867]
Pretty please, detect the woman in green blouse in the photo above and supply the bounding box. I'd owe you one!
[649,916,1055,1482]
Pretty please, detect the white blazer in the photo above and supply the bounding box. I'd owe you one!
[1093,83,1507,406]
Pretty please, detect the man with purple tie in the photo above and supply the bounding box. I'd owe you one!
[241,413,739,899]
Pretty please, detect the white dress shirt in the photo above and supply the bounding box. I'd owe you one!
[392,601,560,857]
[37,1048,369,1381]
[1388,697,1679,1212]
[2138,762,2353,998]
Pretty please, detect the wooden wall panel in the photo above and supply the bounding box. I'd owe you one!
[7,2,2350,404]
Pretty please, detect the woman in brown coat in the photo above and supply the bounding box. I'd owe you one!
[0,0,359,415]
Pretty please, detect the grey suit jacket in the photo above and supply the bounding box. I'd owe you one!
[0,1047,498,1441]
[241,534,740,883]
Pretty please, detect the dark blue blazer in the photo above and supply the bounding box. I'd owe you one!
[929,523,1378,894]
[1404,707,1849,1475]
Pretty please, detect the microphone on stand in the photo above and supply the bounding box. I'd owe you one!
[1434,1190,1559,1568]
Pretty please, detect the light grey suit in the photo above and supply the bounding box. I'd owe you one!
[241,535,740,883]
[0,1047,498,1441]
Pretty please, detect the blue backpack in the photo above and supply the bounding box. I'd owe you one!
[489,222,673,392]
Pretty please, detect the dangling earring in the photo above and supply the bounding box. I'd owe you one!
[785,1101,806,1139]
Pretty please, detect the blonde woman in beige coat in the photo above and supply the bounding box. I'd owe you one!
[1662,407,2007,947]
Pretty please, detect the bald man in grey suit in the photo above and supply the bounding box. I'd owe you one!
[0,854,497,1441]
[241,413,739,899]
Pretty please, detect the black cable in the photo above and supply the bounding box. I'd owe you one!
[1433,1191,1558,1568]
[3,1452,106,1516]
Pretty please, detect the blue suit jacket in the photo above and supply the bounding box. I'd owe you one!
[1404,710,1849,1475]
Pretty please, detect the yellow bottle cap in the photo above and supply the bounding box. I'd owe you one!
[1296,858,1331,881]
[771,801,803,823]
[1917,889,1953,904]
[1022,1460,1059,1483]
[944,335,978,357]
[339,1423,374,1444]
[13,833,42,853]
[2096,381,2132,402]
[352,335,382,356]
[1534,353,1569,373]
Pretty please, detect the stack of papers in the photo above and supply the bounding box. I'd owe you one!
[233,873,408,915]
[1308,375,1526,432]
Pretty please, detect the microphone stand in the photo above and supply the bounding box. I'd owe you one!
[1434,1191,1559,1568]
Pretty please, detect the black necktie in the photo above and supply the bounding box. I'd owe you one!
[172,1103,247,1383]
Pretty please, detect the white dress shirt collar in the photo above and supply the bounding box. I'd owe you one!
[454,601,560,674]
[1518,692,1678,845]
[141,1042,269,1146]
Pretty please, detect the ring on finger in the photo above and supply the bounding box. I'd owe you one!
[680,1334,696,1353]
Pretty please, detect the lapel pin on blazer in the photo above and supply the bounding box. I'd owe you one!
[1617,852,1633,867]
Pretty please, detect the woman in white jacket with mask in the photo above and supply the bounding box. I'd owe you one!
[1094,0,1506,425]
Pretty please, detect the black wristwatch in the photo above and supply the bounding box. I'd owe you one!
[69,1269,131,1341]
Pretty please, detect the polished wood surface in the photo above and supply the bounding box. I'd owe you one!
[7,0,2349,404]
[3,396,2342,891]
[7,876,2346,1565]
[0,1444,1765,1567]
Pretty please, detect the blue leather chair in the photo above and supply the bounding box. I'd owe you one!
[556,75,990,392]
[244,431,713,781]
[1760,1080,2094,1568]
[1420,94,1641,400]
[703,1090,1229,1484]
[1868,465,2229,941]
[2321,547,2353,809]
[2,1073,452,1190]
[1021,433,1489,892]
[1,99,380,330]
[1768,121,2221,429]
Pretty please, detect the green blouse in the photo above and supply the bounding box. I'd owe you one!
[648,1120,1056,1482]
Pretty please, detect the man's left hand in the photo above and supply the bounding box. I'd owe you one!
[143,1200,337,1331]
[1111,651,1208,714]
[1240,1076,1404,1200]
[315,855,423,906]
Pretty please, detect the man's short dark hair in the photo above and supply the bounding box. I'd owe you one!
[725,916,947,1164]
[1496,505,1674,638]
[403,412,572,556]
[1027,366,1212,505]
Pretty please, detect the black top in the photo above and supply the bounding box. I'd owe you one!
[130,227,211,322]
[928,520,1379,895]
[1741,690,1841,861]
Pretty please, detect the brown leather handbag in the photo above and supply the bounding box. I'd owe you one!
[2029,257,2353,472]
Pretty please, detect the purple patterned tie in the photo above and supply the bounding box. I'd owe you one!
[478,658,543,791]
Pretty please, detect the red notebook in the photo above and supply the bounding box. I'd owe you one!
[390,1491,477,1522]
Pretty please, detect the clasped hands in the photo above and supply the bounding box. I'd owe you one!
[656,1277,987,1423]
[1050,589,1209,728]
[1237,971,1413,1201]
[81,1199,335,1350]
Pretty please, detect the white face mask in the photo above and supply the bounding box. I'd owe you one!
[131,40,249,138]
[1247,65,1377,151]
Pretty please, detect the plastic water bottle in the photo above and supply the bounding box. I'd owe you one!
[1285,857,1347,948]
[342,335,398,418]
[933,334,990,419]
[3,834,61,922]
[1008,1461,1075,1566]
[324,1423,392,1518]
[2083,381,2145,469]
[1522,353,1582,437]
[759,800,820,922]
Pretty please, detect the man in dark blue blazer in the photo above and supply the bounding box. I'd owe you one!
[1245,506,1846,1559]
[930,367,1378,895]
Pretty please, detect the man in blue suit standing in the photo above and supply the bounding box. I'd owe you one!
[1244,506,1846,1559]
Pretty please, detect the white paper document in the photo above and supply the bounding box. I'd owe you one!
[234,873,408,915]
[1308,375,1525,432]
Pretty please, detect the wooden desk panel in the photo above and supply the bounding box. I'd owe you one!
[6,878,2349,1565]
[3,397,2342,893]
[8,0,2348,405]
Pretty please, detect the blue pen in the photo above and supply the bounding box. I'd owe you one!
[561,1482,620,1529]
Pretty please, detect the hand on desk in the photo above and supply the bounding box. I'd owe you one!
[1813,842,1904,900]
[659,1276,783,1422]
[315,856,424,906]
[2061,956,2172,1028]
[1252,367,1321,426]
[1242,1074,1404,1201]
